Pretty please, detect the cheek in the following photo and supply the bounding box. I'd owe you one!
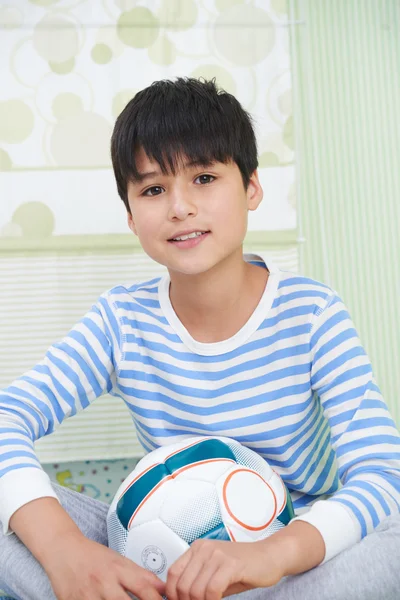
[213,195,248,229]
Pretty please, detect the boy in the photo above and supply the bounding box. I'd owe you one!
[0,77,399,600]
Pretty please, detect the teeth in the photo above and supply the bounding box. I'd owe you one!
[173,231,205,241]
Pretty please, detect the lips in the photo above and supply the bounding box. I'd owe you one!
[168,230,210,241]
[167,231,211,249]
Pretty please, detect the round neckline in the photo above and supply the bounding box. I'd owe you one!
[158,253,281,356]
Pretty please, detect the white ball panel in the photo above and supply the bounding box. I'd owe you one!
[126,520,189,582]
[175,459,235,484]
[160,479,222,543]
[222,439,274,482]
[217,467,277,532]
[269,471,287,515]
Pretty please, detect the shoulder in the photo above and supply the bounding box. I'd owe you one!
[98,276,163,313]
[274,269,339,319]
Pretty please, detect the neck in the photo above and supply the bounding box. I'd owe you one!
[168,250,268,342]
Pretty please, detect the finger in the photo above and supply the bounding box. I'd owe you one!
[166,550,193,600]
[174,557,206,600]
[98,584,133,600]
[203,564,240,600]
[188,562,221,600]
[223,582,250,597]
[119,570,165,600]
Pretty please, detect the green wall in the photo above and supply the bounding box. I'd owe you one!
[290,0,400,424]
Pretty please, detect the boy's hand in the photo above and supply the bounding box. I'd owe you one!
[45,531,166,600]
[165,538,285,600]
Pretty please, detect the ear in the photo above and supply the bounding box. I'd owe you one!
[246,170,263,211]
[127,210,137,235]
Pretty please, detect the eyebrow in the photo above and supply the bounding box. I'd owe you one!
[133,159,217,184]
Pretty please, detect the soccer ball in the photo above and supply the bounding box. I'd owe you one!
[107,436,294,581]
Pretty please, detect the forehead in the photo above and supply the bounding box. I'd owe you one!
[134,147,159,172]
[133,146,234,178]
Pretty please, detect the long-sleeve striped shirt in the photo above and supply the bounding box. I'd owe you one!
[0,254,399,562]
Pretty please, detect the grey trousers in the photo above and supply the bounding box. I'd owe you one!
[0,483,399,600]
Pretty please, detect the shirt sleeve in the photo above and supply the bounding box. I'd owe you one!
[293,291,400,563]
[0,291,122,535]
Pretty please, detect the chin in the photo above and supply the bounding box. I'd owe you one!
[143,244,238,277]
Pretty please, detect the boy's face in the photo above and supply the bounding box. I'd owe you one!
[126,147,263,276]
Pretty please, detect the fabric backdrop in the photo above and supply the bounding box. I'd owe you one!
[0,0,298,461]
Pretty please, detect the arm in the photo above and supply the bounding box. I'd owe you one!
[165,521,324,600]
[0,292,121,534]
[9,497,165,600]
[292,291,400,562]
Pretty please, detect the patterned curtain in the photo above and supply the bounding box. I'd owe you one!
[0,0,297,461]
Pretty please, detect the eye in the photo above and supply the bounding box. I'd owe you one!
[142,186,164,197]
[194,174,215,185]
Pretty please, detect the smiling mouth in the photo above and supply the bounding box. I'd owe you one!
[168,231,210,242]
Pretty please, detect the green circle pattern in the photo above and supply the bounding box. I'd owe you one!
[117,8,159,48]
[190,65,236,95]
[52,93,84,120]
[148,35,176,66]
[0,149,12,170]
[213,5,275,66]
[112,89,138,119]
[92,44,113,64]
[12,202,55,238]
[49,58,75,75]
[0,100,34,143]
[158,0,198,31]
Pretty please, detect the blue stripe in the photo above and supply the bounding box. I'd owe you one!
[125,323,311,364]
[0,463,42,478]
[278,277,331,292]
[323,385,372,410]
[0,394,48,437]
[122,362,311,399]
[121,344,310,381]
[351,480,391,516]
[0,438,33,449]
[272,290,328,308]
[310,307,349,349]
[235,402,321,449]
[120,382,311,416]
[338,488,379,528]
[334,497,367,537]
[338,454,400,479]
[336,436,400,458]
[116,301,169,325]
[312,348,369,387]
[122,319,181,343]
[98,296,123,346]
[345,417,399,433]
[314,364,372,394]
[313,328,358,365]
[3,380,59,431]
[127,395,313,434]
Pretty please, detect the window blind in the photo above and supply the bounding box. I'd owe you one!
[0,233,299,462]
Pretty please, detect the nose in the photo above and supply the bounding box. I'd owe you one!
[167,187,197,221]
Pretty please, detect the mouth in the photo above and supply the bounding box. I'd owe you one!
[168,230,210,242]
[167,230,210,249]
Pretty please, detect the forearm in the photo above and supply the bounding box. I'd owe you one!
[259,520,325,576]
[9,497,85,568]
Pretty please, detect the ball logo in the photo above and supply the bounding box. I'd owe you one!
[141,545,167,575]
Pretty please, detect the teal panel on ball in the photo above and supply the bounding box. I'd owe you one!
[117,462,168,529]
[277,486,295,525]
[165,438,236,474]
[197,522,231,542]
